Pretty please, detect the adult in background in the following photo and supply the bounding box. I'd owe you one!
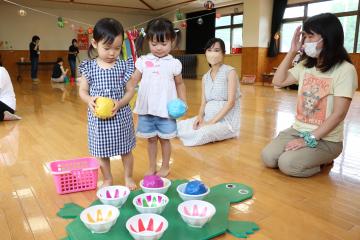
[29,35,40,82]
[68,38,79,80]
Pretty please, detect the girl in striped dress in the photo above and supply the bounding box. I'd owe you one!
[79,18,137,189]
[177,38,241,146]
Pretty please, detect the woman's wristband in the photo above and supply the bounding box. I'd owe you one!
[298,131,318,148]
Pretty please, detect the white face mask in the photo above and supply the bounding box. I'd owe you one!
[304,39,323,58]
[205,51,223,65]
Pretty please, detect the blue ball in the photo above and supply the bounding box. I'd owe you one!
[167,98,187,119]
[184,180,207,195]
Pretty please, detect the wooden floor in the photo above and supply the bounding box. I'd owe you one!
[1,76,360,240]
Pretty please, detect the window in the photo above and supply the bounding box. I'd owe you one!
[338,15,357,53]
[280,21,302,52]
[283,6,304,19]
[308,0,358,16]
[280,0,360,53]
[215,14,242,54]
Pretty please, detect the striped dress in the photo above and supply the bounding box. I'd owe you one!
[177,64,241,146]
[79,57,136,157]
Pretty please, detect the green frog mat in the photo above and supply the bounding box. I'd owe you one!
[58,180,259,239]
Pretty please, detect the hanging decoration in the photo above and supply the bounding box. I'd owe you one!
[180,21,187,29]
[204,0,215,10]
[87,27,93,34]
[129,29,139,40]
[216,13,221,19]
[140,28,146,37]
[18,9,27,16]
[135,31,145,56]
[274,32,280,40]
[4,0,222,47]
[175,9,184,21]
[126,30,137,62]
[77,33,89,50]
[57,17,64,28]
[122,37,131,60]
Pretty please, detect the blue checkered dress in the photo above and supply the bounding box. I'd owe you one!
[79,57,136,157]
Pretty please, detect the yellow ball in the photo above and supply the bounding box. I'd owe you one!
[95,97,114,119]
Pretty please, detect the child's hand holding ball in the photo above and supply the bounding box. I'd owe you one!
[87,96,114,119]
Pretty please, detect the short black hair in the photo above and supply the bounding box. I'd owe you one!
[146,18,176,43]
[88,18,124,58]
[72,38,77,45]
[204,38,226,54]
[32,35,40,42]
[56,57,63,63]
[302,13,352,72]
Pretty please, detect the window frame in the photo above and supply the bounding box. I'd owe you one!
[215,13,243,54]
[281,0,360,53]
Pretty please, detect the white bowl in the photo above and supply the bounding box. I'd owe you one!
[96,185,130,208]
[178,200,216,228]
[176,183,210,201]
[126,213,168,240]
[80,205,120,233]
[140,177,171,194]
[133,193,169,214]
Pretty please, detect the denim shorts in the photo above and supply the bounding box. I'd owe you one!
[137,114,177,139]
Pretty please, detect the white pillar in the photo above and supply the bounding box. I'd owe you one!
[243,0,273,48]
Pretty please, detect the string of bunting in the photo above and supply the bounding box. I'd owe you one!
[2,0,217,34]
[3,0,93,29]
[1,0,218,54]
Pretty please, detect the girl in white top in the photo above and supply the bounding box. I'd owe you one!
[0,67,21,121]
[129,18,187,177]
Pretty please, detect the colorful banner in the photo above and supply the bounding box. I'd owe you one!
[77,34,89,50]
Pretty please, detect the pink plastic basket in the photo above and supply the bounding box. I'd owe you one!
[49,157,99,194]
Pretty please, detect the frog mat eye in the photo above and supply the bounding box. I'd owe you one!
[226,184,235,189]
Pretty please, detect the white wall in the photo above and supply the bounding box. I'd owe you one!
[258,0,273,48]
[243,0,273,48]
[0,3,154,50]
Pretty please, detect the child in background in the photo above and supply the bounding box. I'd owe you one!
[51,57,69,83]
[129,18,187,177]
[78,18,137,189]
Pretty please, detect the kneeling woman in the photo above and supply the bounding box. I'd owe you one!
[261,13,358,177]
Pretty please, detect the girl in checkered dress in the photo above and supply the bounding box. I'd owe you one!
[79,18,137,190]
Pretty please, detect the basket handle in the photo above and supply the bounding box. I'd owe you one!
[70,167,99,173]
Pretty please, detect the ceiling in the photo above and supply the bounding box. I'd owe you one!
[2,0,242,14]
